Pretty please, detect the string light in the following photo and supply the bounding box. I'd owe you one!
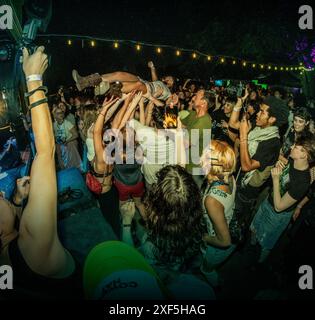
[40,34,305,73]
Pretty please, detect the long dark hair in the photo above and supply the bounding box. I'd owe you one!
[143,165,205,268]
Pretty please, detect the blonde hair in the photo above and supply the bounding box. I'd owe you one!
[200,140,236,183]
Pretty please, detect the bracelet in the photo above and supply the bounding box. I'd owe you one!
[26,74,43,82]
[12,197,23,207]
[25,86,48,98]
[233,107,242,112]
[28,97,48,110]
[297,205,303,209]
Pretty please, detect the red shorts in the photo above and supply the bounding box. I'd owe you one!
[113,179,145,201]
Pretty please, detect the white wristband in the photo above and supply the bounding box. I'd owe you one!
[26,74,43,82]
[233,107,242,112]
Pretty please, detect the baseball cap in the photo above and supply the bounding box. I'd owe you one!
[83,241,167,300]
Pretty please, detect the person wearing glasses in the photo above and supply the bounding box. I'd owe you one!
[199,140,237,287]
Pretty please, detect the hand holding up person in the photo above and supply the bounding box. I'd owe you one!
[101,96,119,114]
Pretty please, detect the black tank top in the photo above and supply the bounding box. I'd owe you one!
[8,237,83,299]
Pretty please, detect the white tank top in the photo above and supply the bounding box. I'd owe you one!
[202,177,236,237]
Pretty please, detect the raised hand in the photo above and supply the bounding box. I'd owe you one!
[271,166,283,180]
[102,95,119,111]
[22,46,48,77]
[130,91,143,109]
[120,201,136,225]
[148,61,155,69]
[14,176,31,205]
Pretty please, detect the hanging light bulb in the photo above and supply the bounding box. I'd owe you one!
[156,47,162,54]
[176,50,181,56]
[260,64,264,69]
[207,56,211,61]
[136,44,141,51]
[220,58,225,63]
[114,42,119,49]
[91,40,95,47]
[243,62,247,67]
[192,53,197,59]
[67,39,72,46]
[232,60,236,65]
[268,66,271,70]
[252,64,256,68]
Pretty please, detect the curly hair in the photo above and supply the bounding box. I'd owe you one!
[143,165,205,268]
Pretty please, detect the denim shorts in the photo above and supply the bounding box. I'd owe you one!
[250,199,293,250]
[202,244,236,271]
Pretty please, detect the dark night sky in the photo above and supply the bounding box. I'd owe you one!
[16,0,314,89]
[46,0,305,48]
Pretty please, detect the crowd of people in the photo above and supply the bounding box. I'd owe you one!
[1,48,315,300]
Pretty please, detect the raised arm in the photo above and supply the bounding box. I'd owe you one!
[18,47,73,276]
[118,92,142,130]
[94,96,118,168]
[148,61,158,82]
[139,97,146,125]
[228,98,243,130]
[145,101,155,126]
[111,92,134,129]
[239,117,260,172]
[182,79,191,91]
